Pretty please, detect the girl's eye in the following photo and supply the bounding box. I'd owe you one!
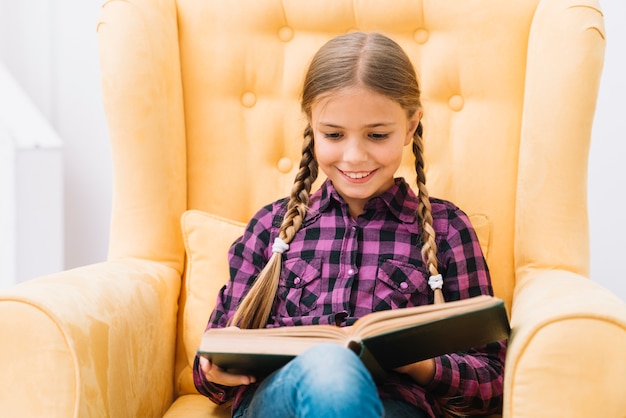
[323,132,343,140]
[369,132,389,141]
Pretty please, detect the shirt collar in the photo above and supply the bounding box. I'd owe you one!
[313,178,418,224]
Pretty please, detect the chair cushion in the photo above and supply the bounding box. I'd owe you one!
[163,394,230,418]
[177,210,246,395]
[468,213,490,260]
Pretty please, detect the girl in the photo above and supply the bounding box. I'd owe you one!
[194,32,505,418]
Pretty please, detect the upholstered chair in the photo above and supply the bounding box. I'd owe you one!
[1,0,625,417]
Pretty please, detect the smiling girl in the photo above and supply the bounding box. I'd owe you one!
[194,32,505,418]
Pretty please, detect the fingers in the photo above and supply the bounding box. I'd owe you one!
[199,356,212,374]
[200,356,256,387]
[210,367,257,386]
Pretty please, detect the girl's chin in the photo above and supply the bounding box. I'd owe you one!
[335,184,384,202]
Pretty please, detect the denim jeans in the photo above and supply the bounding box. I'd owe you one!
[233,343,427,418]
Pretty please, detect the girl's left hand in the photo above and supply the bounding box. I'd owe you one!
[393,358,436,386]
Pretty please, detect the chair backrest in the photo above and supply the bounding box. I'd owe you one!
[97,0,605,400]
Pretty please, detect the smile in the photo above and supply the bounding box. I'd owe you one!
[339,169,376,180]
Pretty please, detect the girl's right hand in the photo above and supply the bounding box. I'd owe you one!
[199,356,257,387]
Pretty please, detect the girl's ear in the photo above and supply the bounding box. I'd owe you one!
[405,109,423,145]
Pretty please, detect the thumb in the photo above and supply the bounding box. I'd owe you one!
[199,356,212,375]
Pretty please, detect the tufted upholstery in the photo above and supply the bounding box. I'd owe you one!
[1,0,626,417]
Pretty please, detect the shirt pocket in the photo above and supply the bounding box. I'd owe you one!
[373,258,429,311]
[276,257,322,317]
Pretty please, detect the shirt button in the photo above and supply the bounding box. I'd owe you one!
[400,281,409,290]
[293,277,301,285]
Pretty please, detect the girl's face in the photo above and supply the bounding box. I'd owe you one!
[311,85,420,218]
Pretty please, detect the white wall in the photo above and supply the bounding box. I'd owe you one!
[589,0,626,300]
[0,0,624,300]
[0,0,111,275]
[0,63,64,286]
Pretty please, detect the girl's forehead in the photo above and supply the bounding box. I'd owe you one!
[310,87,409,127]
[316,84,383,100]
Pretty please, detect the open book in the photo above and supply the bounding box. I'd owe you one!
[198,295,509,377]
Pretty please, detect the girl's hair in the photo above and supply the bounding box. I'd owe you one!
[230,32,440,329]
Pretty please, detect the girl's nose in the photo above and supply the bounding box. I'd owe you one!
[343,137,368,163]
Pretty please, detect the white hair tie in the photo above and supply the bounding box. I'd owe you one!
[428,274,443,290]
[272,237,289,254]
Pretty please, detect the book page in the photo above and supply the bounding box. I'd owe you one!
[200,324,350,356]
[350,295,499,340]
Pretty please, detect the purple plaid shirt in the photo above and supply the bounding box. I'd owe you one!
[194,178,506,417]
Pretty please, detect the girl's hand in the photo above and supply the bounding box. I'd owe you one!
[199,356,257,387]
[393,358,436,386]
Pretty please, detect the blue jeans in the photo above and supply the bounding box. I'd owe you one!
[233,343,427,418]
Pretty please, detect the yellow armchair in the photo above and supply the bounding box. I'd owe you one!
[2,0,626,417]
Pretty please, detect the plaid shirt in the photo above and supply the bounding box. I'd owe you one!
[194,178,505,417]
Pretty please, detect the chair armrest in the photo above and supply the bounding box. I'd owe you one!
[504,268,626,417]
[0,260,181,417]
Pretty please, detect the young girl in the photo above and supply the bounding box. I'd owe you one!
[194,32,505,418]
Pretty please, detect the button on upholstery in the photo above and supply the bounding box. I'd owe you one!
[278,26,294,42]
[277,157,293,173]
[449,95,464,111]
[414,28,429,44]
[241,92,256,108]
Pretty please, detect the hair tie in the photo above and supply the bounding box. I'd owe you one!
[272,237,289,254]
[428,274,443,291]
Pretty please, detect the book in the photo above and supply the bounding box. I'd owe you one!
[198,295,510,378]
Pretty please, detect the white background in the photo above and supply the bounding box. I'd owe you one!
[0,1,624,300]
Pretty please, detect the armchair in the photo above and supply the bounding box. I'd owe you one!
[2,0,625,417]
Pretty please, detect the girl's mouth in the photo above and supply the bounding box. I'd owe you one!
[339,169,376,181]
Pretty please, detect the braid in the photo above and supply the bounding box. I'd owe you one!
[412,121,445,304]
[280,125,318,242]
[230,126,318,328]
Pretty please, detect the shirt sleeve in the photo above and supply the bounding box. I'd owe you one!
[425,341,507,415]
[426,203,506,415]
[192,356,238,405]
[192,202,277,402]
